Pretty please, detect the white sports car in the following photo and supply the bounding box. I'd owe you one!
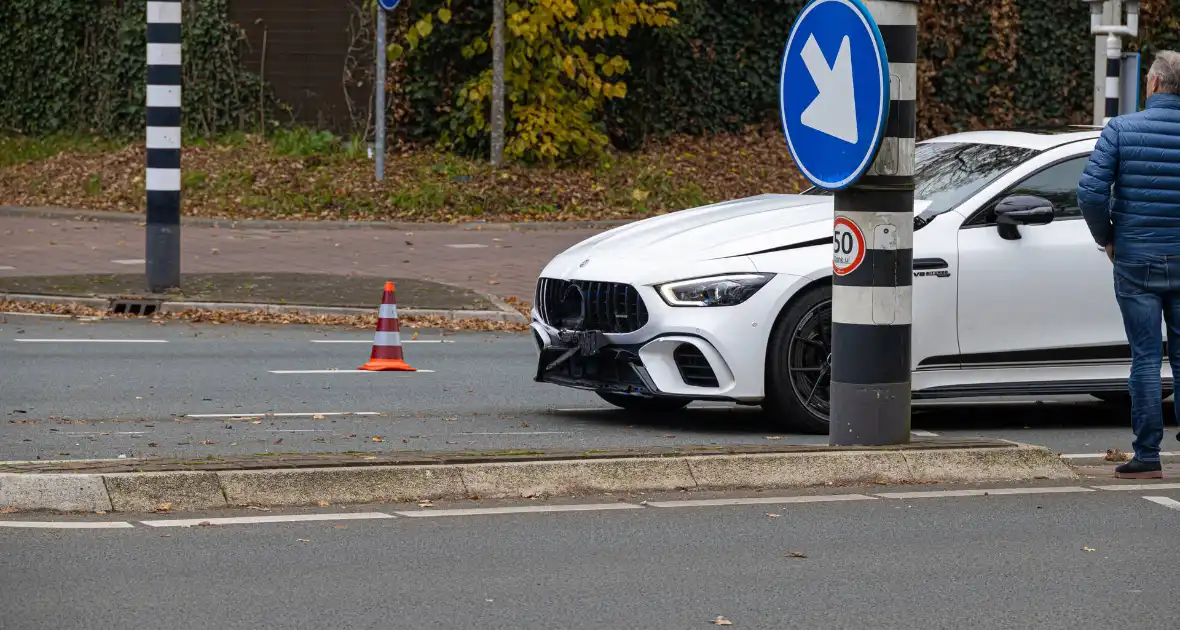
[530,127,1171,432]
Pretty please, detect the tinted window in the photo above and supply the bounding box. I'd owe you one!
[1000,157,1087,219]
[802,142,1040,228]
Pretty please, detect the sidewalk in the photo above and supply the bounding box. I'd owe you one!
[0,212,608,303]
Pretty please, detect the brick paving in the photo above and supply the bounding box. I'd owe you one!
[0,215,605,301]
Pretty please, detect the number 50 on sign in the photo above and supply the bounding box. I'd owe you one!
[833,216,866,276]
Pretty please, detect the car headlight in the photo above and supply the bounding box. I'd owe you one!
[656,273,775,307]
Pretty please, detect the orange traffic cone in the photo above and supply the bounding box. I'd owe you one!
[359,282,416,372]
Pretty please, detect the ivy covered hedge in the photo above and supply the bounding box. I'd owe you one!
[0,0,265,137]
[402,0,1180,150]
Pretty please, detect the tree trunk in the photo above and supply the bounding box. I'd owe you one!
[490,0,506,169]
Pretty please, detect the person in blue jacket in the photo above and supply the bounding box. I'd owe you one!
[1078,51,1180,479]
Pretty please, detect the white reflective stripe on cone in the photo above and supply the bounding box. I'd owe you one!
[372,331,401,347]
[378,304,399,319]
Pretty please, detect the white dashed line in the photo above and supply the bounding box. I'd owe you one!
[911,430,940,437]
[139,512,396,527]
[0,521,134,529]
[184,412,381,419]
[110,259,147,265]
[0,266,16,271]
[875,486,1095,499]
[1060,452,1179,459]
[645,494,877,508]
[1143,496,1180,511]
[311,340,454,344]
[14,339,168,343]
[395,504,643,518]
[1092,483,1180,491]
[268,369,436,374]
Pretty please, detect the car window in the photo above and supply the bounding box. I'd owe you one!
[1000,157,1088,219]
[968,156,1089,225]
[801,142,1040,229]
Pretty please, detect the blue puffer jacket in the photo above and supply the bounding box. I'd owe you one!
[1077,93,1180,254]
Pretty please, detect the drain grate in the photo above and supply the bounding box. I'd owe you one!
[109,299,161,316]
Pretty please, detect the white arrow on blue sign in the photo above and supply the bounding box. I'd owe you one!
[377,0,401,10]
[780,0,890,190]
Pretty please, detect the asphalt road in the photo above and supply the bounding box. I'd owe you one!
[3,483,1179,629]
[1,313,1172,461]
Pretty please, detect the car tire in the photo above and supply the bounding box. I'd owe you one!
[1091,390,1173,405]
[763,285,832,434]
[596,392,690,413]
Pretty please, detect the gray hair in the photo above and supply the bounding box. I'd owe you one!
[1149,51,1180,95]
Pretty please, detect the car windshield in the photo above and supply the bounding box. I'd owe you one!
[801,142,1040,228]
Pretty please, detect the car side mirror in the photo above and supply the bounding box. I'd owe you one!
[994,195,1055,240]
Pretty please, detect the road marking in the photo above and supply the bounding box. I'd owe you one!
[268,369,436,374]
[0,266,16,271]
[1060,452,1179,459]
[645,494,877,508]
[911,430,939,437]
[875,486,1095,499]
[14,339,169,343]
[460,431,571,436]
[0,521,134,529]
[1092,483,1180,491]
[184,412,381,419]
[395,503,643,518]
[311,340,453,344]
[110,259,146,265]
[1143,496,1180,511]
[139,512,396,527]
[445,244,490,249]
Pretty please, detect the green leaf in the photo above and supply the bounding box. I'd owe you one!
[416,20,433,38]
[386,43,404,61]
[438,8,452,23]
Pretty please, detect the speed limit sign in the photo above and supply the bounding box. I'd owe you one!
[833,216,866,276]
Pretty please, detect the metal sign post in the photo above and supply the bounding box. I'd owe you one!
[1083,0,1140,125]
[375,0,401,181]
[146,0,183,292]
[781,0,917,446]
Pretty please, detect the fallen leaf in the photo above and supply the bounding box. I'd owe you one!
[712,616,733,626]
[199,440,216,445]
[273,438,283,445]
[764,436,783,441]
[418,501,435,508]
[0,506,19,514]
[250,420,262,424]
[1104,448,1130,462]
[95,510,107,515]
[312,414,326,420]
[316,500,330,507]
[297,538,312,543]
[787,551,808,558]
[371,436,385,442]
[155,502,173,513]
[147,442,159,447]
[1082,546,1096,552]
[766,513,780,518]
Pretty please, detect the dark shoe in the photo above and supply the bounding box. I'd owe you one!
[1115,458,1163,479]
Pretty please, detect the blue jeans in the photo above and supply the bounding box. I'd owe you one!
[1113,253,1180,463]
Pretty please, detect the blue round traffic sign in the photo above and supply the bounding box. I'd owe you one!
[377,0,401,10]
[780,0,890,190]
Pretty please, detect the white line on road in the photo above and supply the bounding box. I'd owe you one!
[139,512,396,527]
[460,431,571,436]
[1092,483,1180,491]
[14,338,169,343]
[311,340,454,344]
[875,486,1096,499]
[395,503,643,518]
[184,412,381,419]
[0,521,134,529]
[1060,452,1179,459]
[1143,496,1180,511]
[268,369,436,374]
[645,494,877,508]
[110,259,146,265]
[0,266,16,271]
[445,243,490,249]
[911,430,940,437]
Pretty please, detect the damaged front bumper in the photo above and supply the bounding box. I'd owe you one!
[530,321,663,396]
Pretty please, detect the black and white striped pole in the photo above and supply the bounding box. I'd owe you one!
[828,0,917,446]
[1105,34,1122,123]
[146,0,182,292]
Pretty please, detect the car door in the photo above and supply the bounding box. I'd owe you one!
[954,147,1130,386]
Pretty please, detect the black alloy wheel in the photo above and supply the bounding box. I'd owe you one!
[764,286,832,434]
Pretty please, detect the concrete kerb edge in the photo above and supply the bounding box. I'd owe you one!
[0,205,633,232]
[0,444,1077,513]
[1,293,527,324]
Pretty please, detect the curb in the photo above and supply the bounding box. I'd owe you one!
[0,292,528,324]
[0,444,1076,513]
[0,205,633,232]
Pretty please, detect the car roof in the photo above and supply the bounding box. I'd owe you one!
[921,126,1102,151]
